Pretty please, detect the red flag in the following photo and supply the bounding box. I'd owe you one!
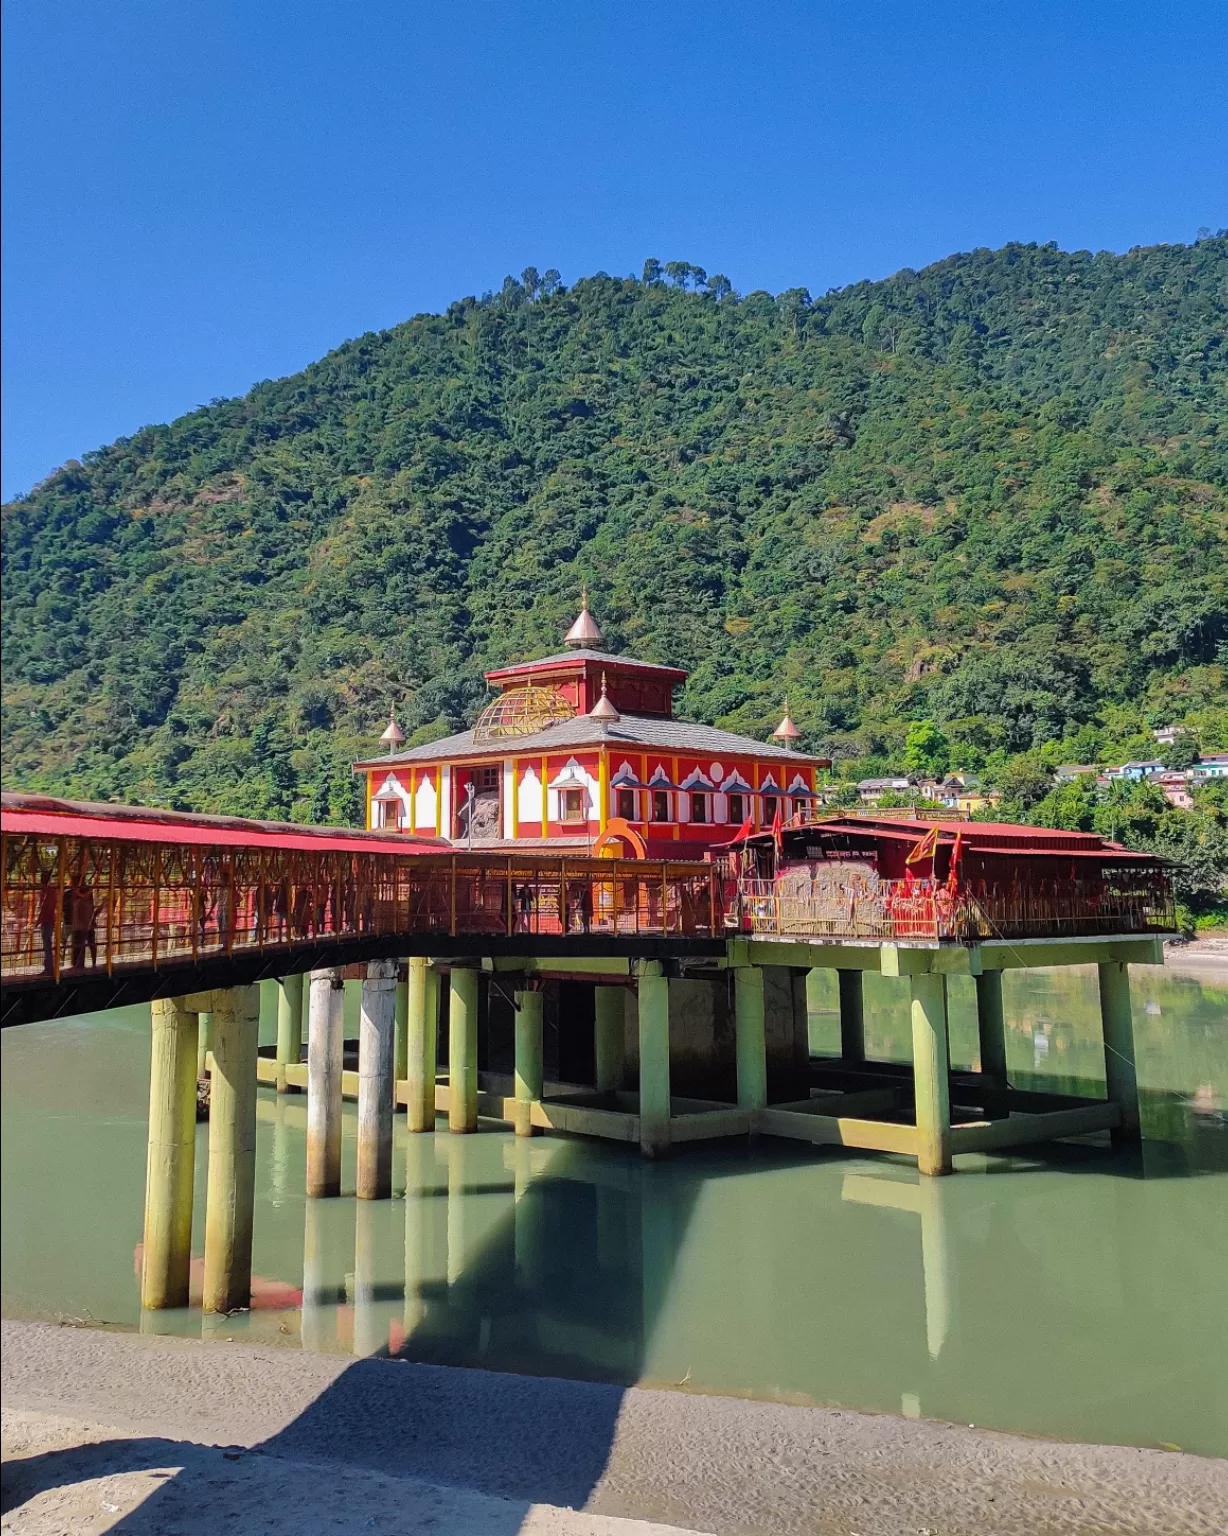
[770,801,784,853]
[730,814,754,843]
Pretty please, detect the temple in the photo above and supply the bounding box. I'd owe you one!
[354,599,830,856]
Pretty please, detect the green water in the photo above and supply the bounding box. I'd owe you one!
[3,966,1226,1456]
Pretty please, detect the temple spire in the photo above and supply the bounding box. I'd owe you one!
[379,710,406,754]
[771,699,802,746]
[588,671,620,721]
[564,585,605,648]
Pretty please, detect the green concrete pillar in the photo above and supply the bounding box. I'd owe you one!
[448,967,479,1134]
[275,974,304,1093]
[910,973,952,1177]
[594,985,626,1094]
[196,1011,212,1078]
[405,958,439,1133]
[357,958,398,1199]
[838,969,866,1064]
[1098,960,1141,1141]
[513,988,544,1137]
[394,967,409,1093]
[202,984,260,1313]
[141,997,200,1310]
[637,961,671,1158]
[734,966,767,1111]
[306,968,345,1198]
[975,969,1008,1088]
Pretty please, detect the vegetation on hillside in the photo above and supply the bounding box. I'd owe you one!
[4,240,1226,899]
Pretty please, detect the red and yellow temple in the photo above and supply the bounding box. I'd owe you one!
[354,601,829,857]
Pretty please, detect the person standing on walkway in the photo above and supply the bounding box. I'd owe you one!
[36,872,59,974]
[69,879,97,970]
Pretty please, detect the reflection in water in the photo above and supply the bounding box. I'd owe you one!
[2,965,1227,1455]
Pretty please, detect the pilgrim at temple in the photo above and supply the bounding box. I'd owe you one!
[354,600,829,858]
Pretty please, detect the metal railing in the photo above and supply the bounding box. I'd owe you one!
[0,833,723,986]
[729,869,1176,942]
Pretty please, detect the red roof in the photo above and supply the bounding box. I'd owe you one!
[0,793,445,857]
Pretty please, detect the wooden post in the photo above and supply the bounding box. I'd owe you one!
[513,988,544,1137]
[1098,960,1141,1141]
[275,973,304,1093]
[357,959,398,1199]
[202,984,260,1313]
[637,961,671,1158]
[448,966,479,1133]
[306,968,345,1197]
[837,969,866,1064]
[734,965,767,1112]
[975,969,1008,1088]
[594,985,626,1094]
[405,957,439,1133]
[141,997,200,1309]
[911,973,952,1176]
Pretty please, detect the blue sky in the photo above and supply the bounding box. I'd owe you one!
[3,1,1225,500]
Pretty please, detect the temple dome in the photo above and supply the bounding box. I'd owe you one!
[472,684,575,742]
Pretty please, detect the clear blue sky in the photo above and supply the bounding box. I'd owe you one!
[3,1,1225,500]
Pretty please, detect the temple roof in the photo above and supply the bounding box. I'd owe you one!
[484,649,687,682]
[355,711,825,770]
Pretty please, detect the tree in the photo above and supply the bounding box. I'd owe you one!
[641,258,663,285]
[903,720,950,779]
[1161,733,1201,771]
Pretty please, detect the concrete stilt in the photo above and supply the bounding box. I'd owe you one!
[394,966,410,1095]
[448,967,479,1134]
[1098,960,1141,1141]
[910,973,952,1176]
[306,968,345,1198]
[838,969,866,1064]
[594,986,626,1093]
[357,959,398,1199]
[637,961,671,1158]
[405,957,439,1133]
[513,988,544,1137]
[275,974,304,1093]
[141,997,200,1310]
[196,1011,212,1078]
[975,969,1008,1088]
[734,966,767,1112]
[202,984,260,1314]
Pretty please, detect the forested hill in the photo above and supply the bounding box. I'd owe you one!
[3,239,1226,822]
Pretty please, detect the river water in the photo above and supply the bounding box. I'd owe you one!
[3,963,1226,1456]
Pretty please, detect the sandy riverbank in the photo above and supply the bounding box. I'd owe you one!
[1161,936,1228,982]
[3,1321,1225,1536]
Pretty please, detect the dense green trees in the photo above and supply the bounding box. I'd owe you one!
[3,238,1226,863]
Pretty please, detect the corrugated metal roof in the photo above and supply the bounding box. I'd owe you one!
[357,712,824,769]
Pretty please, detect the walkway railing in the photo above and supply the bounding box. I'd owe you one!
[729,869,1176,942]
[0,833,722,985]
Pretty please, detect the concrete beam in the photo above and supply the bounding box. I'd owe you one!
[727,939,885,972]
[978,936,1165,970]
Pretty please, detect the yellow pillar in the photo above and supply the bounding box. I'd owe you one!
[975,969,1008,1088]
[637,961,671,1158]
[734,966,767,1111]
[594,985,625,1095]
[275,973,304,1093]
[513,988,544,1137]
[405,957,439,1132]
[196,1010,212,1078]
[910,973,952,1177]
[202,984,260,1313]
[1099,960,1141,1141]
[837,969,866,1063]
[394,965,409,1092]
[141,997,200,1310]
[448,967,479,1133]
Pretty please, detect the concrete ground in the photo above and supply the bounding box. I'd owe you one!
[3,1320,1226,1536]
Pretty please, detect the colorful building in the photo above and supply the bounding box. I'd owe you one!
[354,601,830,857]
